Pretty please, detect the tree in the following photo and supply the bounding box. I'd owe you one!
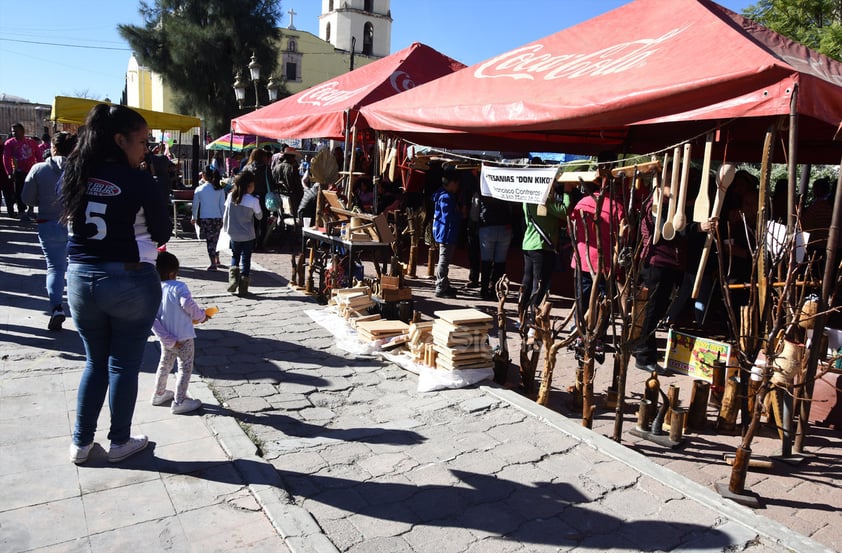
[119,0,284,136]
[743,0,842,60]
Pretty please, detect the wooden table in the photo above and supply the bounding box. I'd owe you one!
[301,227,393,291]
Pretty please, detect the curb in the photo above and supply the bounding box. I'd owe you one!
[191,380,340,553]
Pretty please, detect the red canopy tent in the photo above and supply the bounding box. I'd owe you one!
[231,42,465,141]
[360,0,842,163]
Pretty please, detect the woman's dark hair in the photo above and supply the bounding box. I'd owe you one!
[230,170,255,205]
[59,104,147,223]
[52,132,77,157]
[203,166,224,190]
[156,250,180,280]
[248,148,269,166]
[211,169,223,190]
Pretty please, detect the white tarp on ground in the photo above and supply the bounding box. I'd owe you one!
[305,307,493,391]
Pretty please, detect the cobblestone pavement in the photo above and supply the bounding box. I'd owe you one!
[1,217,838,552]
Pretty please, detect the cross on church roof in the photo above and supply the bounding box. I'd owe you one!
[287,8,297,30]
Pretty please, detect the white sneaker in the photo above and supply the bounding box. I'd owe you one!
[171,398,202,414]
[69,442,93,464]
[151,390,174,405]
[107,435,148,462]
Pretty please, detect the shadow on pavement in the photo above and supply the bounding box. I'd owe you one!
[275,468,734,550]
[0,323,86,358]
[203,404,427,447]
[191,328,383,382]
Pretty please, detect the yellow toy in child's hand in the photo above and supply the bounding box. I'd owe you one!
[193,306,219,324]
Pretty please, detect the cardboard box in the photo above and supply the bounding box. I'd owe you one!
[381,275,401,290]
[379,287,412,302]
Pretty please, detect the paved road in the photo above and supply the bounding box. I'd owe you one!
[0,217,837,552]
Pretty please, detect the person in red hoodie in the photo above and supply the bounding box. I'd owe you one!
[3,123,41,221]
[0,141,13,217]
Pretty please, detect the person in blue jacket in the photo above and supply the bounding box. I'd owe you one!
[432,167,462,298]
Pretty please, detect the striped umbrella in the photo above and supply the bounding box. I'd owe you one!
[206,132,280,152]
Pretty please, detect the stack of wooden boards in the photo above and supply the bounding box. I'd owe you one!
[355,319,410,343]
[431,309,494,371]
[330,287,375,321]
[408,321,434,364]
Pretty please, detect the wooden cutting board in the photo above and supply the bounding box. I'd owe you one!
[432,321,492,335]
[436,357,494,371]
[433,308,493,326]
[355,320,409,336]
[433,347,493,361]
[432,330,489,347]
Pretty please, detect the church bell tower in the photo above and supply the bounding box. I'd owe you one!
[319,0,392,58]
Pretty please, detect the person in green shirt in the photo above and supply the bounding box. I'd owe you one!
[518,185,570,322]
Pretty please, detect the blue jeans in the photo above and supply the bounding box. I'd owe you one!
[68,262,161,446]
[478,225,512,263]
[231,240,254,276]
[36,220,68,310]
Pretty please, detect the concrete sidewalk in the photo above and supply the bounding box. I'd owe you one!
[0,216,835,552]
[0,219,322,552]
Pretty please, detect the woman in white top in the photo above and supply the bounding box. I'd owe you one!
[191,166,226,270]
[222,171,262,296]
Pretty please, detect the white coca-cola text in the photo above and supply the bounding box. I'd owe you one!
[297,81,374,107]
[475,27,688,81]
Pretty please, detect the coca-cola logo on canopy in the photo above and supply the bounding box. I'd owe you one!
[475,27,688,81]
[389,71,416,92]
[297,80,375,107]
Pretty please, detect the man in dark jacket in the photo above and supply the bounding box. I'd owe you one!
[273,146,303,221]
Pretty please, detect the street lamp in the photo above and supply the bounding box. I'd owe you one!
[232,51,279,110]
[267,75,281,103]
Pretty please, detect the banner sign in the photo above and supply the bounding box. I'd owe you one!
[665,329,731,381]
[480,165,558,205]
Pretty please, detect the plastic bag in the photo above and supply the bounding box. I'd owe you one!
[265,190,281,211]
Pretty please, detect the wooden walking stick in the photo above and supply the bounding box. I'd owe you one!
[426,240,436,278]
[535,301,559,406]
[519,322,540,396]
[492,275,511,385]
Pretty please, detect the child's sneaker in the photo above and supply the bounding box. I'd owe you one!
[171,397,202,414]
[69,442,93,464]
[107,435,148,463]
[151,390,174,405]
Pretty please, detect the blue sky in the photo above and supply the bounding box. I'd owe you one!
[0,0,755,106]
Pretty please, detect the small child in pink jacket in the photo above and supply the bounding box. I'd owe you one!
[150,251,211,414]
